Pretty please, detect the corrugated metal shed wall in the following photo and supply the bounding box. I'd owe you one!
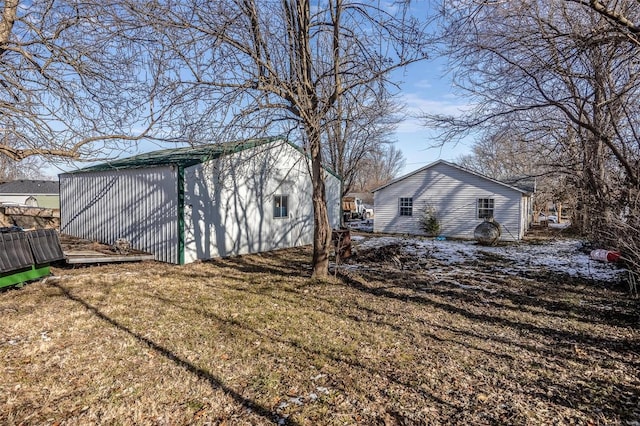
[60,166,180,263]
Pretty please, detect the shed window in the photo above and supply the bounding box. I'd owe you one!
[399,197,413,216]
[478,198,494,219]
[274,195,288,218]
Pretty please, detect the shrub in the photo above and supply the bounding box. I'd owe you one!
[419,206,440,236]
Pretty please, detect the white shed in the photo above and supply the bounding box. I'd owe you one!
[60,137,341,264]
[373,160,532,241]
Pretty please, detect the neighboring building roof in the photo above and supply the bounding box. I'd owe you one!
[502,176,536,193]
[0,180,59,195]
[372,159,531,195]
[66,136,284,173]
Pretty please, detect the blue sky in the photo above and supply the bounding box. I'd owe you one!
[382,0,475,176]
[391,58,474,176]
[44,59,473,179]
[44,3,474,179]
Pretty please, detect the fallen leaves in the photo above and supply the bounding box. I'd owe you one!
[0,242,638,425]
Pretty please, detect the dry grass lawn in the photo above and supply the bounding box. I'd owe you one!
[1,240,638,425]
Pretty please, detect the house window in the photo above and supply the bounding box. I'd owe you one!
[399,197,413,216]
[478,198,494,219]
[274,195,288,218]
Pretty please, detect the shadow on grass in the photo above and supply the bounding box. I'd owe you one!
[345,268,640,354]
[421,276,638,330]
[51,281,294,426]
[205,249,311,279]
[532,375,640,419]
[337,270,640,421]
[150,292,460,414]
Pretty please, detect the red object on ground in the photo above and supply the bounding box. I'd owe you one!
[590,249,621,262]
[606,251,621,262]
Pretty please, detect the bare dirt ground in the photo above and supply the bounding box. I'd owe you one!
[0,234,638,425]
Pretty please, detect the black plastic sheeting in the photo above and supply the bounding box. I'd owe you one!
[0,229,65,274]
[0,232,33,272]
[27,229,65,264]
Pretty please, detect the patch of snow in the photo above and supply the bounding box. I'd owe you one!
[346,219,373,233]
[351,236,625,283]
[289,397,304,406]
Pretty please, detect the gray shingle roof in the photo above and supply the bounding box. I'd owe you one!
[0,180,59,194]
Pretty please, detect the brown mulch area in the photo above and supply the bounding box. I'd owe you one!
[0,241,638,425]
[58,233,150,256]
[350,242,431,271]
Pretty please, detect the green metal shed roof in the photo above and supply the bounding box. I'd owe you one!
[68,136,284,173]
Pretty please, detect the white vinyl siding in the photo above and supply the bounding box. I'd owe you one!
[374,161,529,241]
[0,194,60,209]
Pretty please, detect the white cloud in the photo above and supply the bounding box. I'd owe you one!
[395,92,474,134]
[414,79,433,89]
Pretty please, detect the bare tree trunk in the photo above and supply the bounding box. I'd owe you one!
[0,0,18,49]
[557,202,562,224]
[308,123,332,278]
[124,0,428,276]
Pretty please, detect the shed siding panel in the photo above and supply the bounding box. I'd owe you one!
[60,167,179,263]
[183,142,341,262]
[374,162,525,241]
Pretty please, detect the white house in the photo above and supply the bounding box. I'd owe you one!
[0,180,60,209]
[373,160,532,241]
[60,137,341,264]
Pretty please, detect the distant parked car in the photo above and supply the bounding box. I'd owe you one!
[538,213,558,223]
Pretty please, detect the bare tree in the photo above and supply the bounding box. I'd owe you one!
[0,133,50,180]
[132,0,430,277]
[456,131,533,180]
[323,87,403,196]
[0,156,45,181]
[0,1,164,161]
[456,125,575,219]
[427,0,640,272]
[353,145,406,193]
[565,0,640,47]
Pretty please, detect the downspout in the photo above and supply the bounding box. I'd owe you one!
[177,165,185,265]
